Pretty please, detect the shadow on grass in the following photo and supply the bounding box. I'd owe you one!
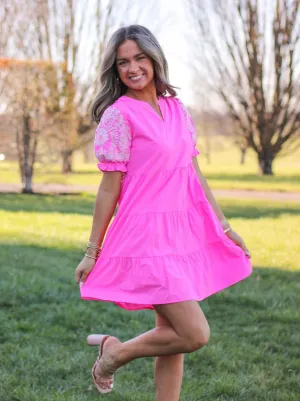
[0,193,96,215]
[0,193,299,219]
[0,243,81,310]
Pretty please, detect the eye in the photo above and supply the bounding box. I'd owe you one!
[137,56,146,61]
[118,61,127,66]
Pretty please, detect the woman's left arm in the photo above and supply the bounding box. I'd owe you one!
[192,156,251,258]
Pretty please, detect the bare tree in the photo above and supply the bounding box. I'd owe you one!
[0,0,67,192]
[188,0,300,175]
[2,59,63,193]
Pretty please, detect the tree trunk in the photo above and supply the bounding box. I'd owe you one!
[240,147,247,165]
[21,115,34,193]
[258,154,274,175]
[62,150,73,173]
[22,171,33,193]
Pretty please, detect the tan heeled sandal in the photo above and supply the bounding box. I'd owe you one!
[90,335,115,394]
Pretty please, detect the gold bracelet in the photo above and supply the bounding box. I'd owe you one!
[86,241,102,252]
[86,245,100,252]
[84,253,98,260]
[87,241,100,248]
[224,227,232,234]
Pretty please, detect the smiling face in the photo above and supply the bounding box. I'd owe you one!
[116,40,155,92]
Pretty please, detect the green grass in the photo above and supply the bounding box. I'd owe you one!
[1,136,300,192]
[1,194,300,401]
[197,138,300,192]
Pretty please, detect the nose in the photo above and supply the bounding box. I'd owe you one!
[128,60,139,73]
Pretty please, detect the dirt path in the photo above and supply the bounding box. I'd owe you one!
[1,182,300,202]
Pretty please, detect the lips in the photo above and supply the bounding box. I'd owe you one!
[129,74,145,82]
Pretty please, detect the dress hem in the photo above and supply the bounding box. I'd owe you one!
[80,266,252,311]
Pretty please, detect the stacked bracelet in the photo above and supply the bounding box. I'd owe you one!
[224,227,232,234]
[86,241,102,253]
[85,241,102,260]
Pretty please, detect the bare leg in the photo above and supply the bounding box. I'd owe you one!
[154,313,184,401]
[94,301,210,390]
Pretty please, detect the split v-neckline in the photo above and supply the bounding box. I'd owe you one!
[121,95,165,122]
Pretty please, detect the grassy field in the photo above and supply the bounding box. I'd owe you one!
[1,136,300,192]
[1,193,300,401]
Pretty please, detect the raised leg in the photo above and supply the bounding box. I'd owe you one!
[154,312,184,401]
[94,301,210,391]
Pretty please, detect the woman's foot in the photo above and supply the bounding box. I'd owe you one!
[92,336,121,392]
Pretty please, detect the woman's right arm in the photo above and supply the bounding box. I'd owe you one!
[76,104,132,285]
[75,171,122,285]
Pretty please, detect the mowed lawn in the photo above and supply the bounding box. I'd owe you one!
[1,136,300,192]
[1,193,300,401]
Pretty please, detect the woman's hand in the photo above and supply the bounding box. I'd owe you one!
[75,256,97,286]
[226,229,251,258]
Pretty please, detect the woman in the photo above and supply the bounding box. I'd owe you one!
[75,25,252,399]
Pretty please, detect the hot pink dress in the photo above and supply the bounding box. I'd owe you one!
[80,95,252,310]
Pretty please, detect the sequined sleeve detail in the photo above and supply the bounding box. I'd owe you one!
[177,99,199,156]
[94,106,132,172]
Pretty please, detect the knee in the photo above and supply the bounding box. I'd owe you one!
[184,324,210,353]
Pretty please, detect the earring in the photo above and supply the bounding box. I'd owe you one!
[117,77,120,84]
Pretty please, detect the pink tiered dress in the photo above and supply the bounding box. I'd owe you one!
[80,95,252,310]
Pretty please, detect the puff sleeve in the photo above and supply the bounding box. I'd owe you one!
[177,99,199,157]
[94,106,132,172]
